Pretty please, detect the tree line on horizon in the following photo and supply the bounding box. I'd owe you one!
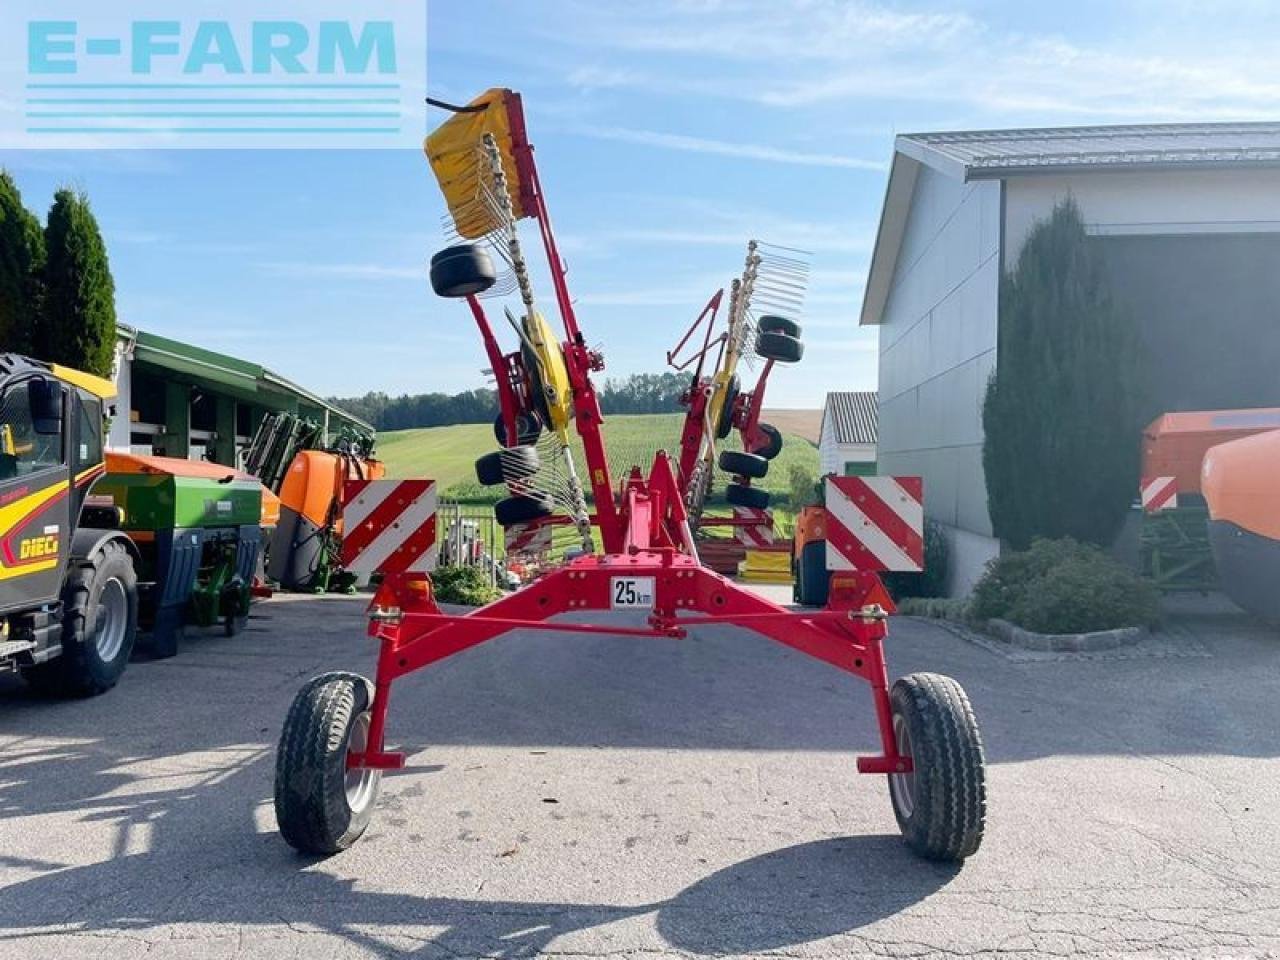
[333,371,692,431]
[0,171,117,377]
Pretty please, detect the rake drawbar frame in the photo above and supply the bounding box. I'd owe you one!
[348,451,910,781]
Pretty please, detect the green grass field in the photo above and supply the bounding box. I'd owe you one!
[377,412,819,531]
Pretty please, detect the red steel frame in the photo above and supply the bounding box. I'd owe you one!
[349,91,912,779]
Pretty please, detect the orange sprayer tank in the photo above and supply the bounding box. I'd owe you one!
[1202,428,1280,623]
[268,451,385,590]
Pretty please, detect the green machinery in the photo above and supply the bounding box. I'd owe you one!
[93,454,265,657]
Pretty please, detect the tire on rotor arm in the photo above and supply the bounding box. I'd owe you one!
[475,445,541,487]
[756,331,804,364]
[724,482,770,510]
[757,315,802,339]
[715,374,741,440]
[429,245,497,299]
[751,422,783,460]
[887,672,987,862]
[493,411,542,448]
[494,492,556,527]
[21,539,139,697]
[718,449,768,480]
[275,671,382,855]
[796,539,829,607]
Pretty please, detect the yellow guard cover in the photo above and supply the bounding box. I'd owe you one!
[424,88,528,239]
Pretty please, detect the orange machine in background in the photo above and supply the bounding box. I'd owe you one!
[1202,429,1280,624]
[1142,408,1280,496]
[267,449,385,591]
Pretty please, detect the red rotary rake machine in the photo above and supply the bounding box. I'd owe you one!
[272,88,986,863]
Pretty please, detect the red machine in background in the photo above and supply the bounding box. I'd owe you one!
[271,88,986,865]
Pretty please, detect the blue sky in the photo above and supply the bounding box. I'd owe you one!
[3,0,1278,407]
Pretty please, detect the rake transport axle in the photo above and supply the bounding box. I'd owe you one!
[272,88,986,864]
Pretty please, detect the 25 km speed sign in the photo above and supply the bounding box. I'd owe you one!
[610,576,655,609]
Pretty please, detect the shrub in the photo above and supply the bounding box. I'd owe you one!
[972,538,1160,634]
[431,564,502,606]
[982,197,1143,550]
[882,518,950,600]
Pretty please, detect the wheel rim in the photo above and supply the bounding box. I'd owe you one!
[889,713,916,819]
[344,711,377,812]
[93,577,128,662]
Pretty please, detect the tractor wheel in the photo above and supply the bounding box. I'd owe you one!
[756,331,804,363]
[22,540,139,697]
[494,493,555,527]
[429,245,497,299]
[475,446,540,487]
[275,672,382,855]
[751,422,784,460]
[493,412,541,448]
[757,315,802,339]
[887,673,986,862]
[796,539,829,607]
[715,374,740,440]
[718,449,768,479]
[724,482,770,510]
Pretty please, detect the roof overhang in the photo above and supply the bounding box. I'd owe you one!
[858,150,920,327]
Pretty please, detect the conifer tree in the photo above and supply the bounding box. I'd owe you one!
[39,188,117,377]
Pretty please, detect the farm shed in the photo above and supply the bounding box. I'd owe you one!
[819,391,878,476]
[860,122,1280,594]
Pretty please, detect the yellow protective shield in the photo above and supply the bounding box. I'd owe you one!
[424,88,529,239]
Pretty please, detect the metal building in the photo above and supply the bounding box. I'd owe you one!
[109,325,371,467]
[861,122,1280,593]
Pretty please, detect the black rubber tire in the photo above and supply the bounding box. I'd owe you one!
[22,540,139,697]
[494,493,555,527]
[275,672,382,855]
[756,331,804,363]
[796,539,829,607]
[724,482,770,510]
[493,412,541,448]
[718,449,769,480]
[751,422,784,460]
[715,374,740,440]
[757,315,802,339]
[429,245,497,298]
[475,446,540,487]
[888,673,986,862]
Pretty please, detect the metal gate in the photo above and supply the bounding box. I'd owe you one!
[436,500,503,587]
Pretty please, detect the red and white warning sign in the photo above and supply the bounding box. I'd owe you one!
[732,505,775,548]
[1140,476,1178,514]
[341,479,439,575]
[824,476,924,573]
[505,520,553,557]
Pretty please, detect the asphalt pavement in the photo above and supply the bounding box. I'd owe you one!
[1,589,1277,959]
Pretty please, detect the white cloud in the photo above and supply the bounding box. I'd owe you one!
[566,125,885,170]
[260,261,425,281]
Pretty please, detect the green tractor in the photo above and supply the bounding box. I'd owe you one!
[0,354,141,696]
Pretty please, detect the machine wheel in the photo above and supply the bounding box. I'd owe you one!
[888,673,986,862]
[494,493,555,527]
[430,245,497,298]
[756,331,804,363]
[493,412,541,448]
[718,449,768,479]
[715,374,740,440]
[724,482,770,510]
[22,540,139,697]
[475,446,541,486]
[757,315,802,339]
[275,672,382,855]
[796,539,829,606]
[751,423,784,460]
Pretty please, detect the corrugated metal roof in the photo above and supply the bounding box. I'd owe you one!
[896,122,1280,180]
[823,391,878,445]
